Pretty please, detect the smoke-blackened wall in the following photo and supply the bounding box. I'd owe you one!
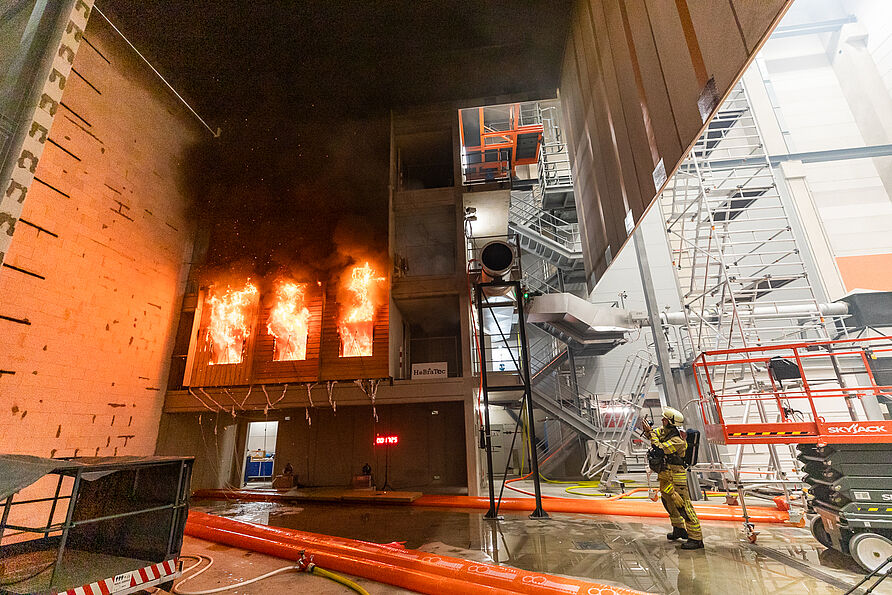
[184,115,391,284]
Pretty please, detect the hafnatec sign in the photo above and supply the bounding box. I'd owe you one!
[412,362,447,379]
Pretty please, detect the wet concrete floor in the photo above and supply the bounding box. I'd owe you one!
[192,499,890,594]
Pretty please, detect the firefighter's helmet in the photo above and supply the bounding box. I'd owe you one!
[662,407,684,426]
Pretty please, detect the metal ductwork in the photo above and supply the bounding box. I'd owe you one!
[479,240,516,297]
[658,302,850,326]
[527,292,638,353]
[480,240,514,279]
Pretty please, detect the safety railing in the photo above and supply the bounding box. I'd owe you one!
[537,143,573,192]
[508,192,582,253]
[693,336,892,445]
[529,347,595,424]
[461,147,511,184]
[521,268,563,296]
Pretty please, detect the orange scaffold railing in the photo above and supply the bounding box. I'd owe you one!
[693,336,892,445]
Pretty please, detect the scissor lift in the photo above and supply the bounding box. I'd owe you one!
[459,102,544,183]
[692,336,892,446]
[691,337,892,568]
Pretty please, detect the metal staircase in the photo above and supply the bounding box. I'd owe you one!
[581,354,657,487]
[525,332,657,486]
[537,104,575,211]
[525,333,604,441]
[509,190,583,269]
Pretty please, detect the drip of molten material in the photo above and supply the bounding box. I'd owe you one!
[206,282,258,365]
[340,263,384,357]
[267,282,311,361]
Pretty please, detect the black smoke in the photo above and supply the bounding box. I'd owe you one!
[100,0,573,278]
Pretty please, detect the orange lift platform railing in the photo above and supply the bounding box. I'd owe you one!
[690,336,892,548]
[692,336,892,445]
[459,103,543,183]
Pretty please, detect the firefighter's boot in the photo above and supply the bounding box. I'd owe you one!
[667,527,688,541]
[680,538,704,550]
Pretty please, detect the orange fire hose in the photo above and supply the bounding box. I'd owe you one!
[186,511,650,595]
[603,487,650,501]
[192,489,790,524]
[412,495,790,523]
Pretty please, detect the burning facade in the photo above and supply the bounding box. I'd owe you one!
[339,263,385,357]
[268,281,312,361]
[185,264,389,387]
[206,282,259,365]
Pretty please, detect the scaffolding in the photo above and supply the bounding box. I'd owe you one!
[657,82,852,491]
[659,83,844,354]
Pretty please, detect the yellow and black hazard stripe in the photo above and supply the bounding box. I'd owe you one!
[855,506,892,513]
[729,430,810,437]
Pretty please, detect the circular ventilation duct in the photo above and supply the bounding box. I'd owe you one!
[480,241,514,279]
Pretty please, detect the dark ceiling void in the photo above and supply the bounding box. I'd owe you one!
[98,1,574,123]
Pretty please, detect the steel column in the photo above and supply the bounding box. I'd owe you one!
[475,286,499,519]
[52,470,81,586]
[633,226,681,409]
[0,495,13,544]
[44,474,64,539]
[516,281,549,519]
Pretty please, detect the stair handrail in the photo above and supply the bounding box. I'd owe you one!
[509,192,581,253]
[522,269,563,296]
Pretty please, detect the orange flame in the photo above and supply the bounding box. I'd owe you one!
[206,282,258,365]
[267,281,311,361]
[339,262,384,357]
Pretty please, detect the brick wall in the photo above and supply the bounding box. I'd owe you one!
[0,15,200,458]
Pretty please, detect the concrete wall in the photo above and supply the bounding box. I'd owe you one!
[560,0,792,286]
[0,15,199,458]
[155,412,241,490]
[273,401,467,491]
[393,200,456,277]
[753,0,892,292]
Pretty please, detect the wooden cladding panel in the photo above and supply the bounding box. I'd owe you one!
[252,285,323,384]
[188,289,258,387]
[319,283,389,381]
[560,0,792,287]
[188,283,389,386]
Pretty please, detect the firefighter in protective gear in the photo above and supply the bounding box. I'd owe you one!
[640,407,704,550]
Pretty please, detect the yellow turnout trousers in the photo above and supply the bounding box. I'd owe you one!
[658,465,702,540]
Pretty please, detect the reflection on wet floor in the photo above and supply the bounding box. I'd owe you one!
[192,500,890,594]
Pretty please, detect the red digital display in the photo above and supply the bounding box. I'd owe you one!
[374,434,399,446]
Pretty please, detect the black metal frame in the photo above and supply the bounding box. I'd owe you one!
[0,456,193,592]
[475,279,548,519]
